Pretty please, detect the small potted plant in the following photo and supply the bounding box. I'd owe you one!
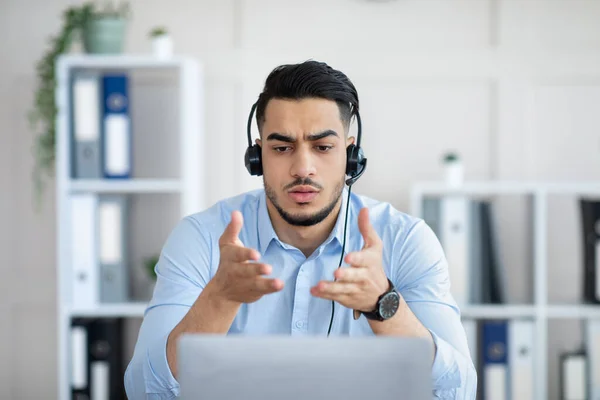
[82,0,131,54]
[442,151,463,187]
[149,26,173,58]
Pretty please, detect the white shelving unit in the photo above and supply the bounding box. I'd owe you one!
[55,54,204,400]
[410,180,600,400]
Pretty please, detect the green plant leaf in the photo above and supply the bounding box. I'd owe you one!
[29,1,130,207]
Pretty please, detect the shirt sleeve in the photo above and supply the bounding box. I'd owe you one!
[124,216,213,400]
[393,218,478,400]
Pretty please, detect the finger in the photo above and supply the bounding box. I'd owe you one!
[224,245,260,263]
[333,267,368,283]
[219,211,244,247]
[311,281,358,296]
[236,262,272,278]
[253,277,284,293]
[343,250,376,269]
[358,207,381,249]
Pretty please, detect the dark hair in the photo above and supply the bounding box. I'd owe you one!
[255,60,359,133]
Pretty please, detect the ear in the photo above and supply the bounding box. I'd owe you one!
[255,138,262,147]
[346,136,355,146]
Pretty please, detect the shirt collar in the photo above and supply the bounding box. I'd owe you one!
[256,187,351,256]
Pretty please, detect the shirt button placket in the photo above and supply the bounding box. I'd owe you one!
[291,261,310,335]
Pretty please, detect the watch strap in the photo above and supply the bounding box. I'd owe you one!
[353,278,395,321]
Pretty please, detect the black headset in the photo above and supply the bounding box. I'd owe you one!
[244,101,367,185]
[244,99,367,337]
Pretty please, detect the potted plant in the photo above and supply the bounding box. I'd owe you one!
[82,1,131,54]
[149,26,173,58]
[442,151,463,187]
[144,254,160,280]
[28,1,131,206]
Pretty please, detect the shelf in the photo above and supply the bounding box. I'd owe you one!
[67,179,182,194]
[68,302,148,318]
[58,54,194,70]
[546,305,600,319]
[460,304,536,319]
[459,305,600,319]
[56,54,203,400]
[411,180,600,196]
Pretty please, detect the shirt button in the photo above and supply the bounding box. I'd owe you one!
[295,320,304,329]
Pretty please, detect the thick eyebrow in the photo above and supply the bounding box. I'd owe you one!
[266,130,339,143]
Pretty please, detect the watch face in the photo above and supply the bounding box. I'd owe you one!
[379,292,400,320]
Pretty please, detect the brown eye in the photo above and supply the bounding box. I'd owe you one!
[316,145,333,152]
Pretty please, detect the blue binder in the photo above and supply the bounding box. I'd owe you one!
[482,320,509,399]
[102,74,132,179]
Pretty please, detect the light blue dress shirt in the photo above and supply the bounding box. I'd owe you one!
[124,188,477,399]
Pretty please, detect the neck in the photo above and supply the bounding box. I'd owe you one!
[266,197,342,258]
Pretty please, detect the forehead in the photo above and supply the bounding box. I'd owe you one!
[262,98,343,133]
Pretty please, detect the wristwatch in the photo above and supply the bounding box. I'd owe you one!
[354,278,401,321]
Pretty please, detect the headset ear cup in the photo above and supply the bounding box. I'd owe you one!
[346,144,358,177]
[245,144,263,176]
[354,146,365,176]
[346,144,356,176]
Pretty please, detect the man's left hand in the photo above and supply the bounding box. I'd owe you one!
[310,207,389,313]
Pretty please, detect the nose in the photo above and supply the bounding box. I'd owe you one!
[290,145,316,178]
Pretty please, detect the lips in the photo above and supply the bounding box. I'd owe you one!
[288,186,319,203]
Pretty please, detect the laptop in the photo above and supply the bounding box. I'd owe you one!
[177,334,433,400]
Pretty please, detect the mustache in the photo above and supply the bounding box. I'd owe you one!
[284,178,323,191]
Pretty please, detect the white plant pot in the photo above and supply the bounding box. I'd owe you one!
[444,162,464,187]
[152,35,173,58]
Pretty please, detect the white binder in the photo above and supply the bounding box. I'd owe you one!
[71,194,99,307]
[72,72,101,178]
[91,361,110,400]
[586,319,600,399]
[70,325,88,390]
[440,196,470,306]
[509,319,534,400]
[562,353,588,400]
[98,195,129,303]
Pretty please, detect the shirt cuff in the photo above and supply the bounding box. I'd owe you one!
[145,332,181,398]
[429,329,463,391]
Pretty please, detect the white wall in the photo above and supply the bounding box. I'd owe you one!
[2,0,600,398]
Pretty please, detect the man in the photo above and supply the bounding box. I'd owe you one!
[124,60,477,399]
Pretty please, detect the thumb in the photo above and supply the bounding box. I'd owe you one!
[219,210,244,247]
[358,207,377,248]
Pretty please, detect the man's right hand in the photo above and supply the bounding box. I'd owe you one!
[208,210,284,304]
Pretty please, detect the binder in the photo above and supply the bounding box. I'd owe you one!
[480,201,506,304]
[91,361,110,400]
[422,196,470,305]
[482,320,508,400]
[560,351,588,400]
[70,319,90,399]
[586,319,600,399]
[102,74,132,179]
[71,194,99,308]
[88,318,126,400]
[71,72,102,178]
[509,319,534,400]
[440,195,470,306]
[98,195,129,303]
[580,199,600,303]
[468,201,483,304]
[422,197,507,306]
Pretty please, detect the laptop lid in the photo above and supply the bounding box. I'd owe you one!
[178,334,433,400]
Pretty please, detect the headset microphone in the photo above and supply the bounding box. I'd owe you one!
[345,158,367,186]
[244,100,367,337]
